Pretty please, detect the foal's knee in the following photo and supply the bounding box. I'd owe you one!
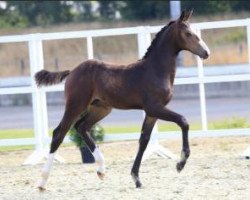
[179,116,189,132]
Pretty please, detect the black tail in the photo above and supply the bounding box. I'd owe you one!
[35,70,70,87]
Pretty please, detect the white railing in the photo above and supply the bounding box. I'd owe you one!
[1,18,250,153]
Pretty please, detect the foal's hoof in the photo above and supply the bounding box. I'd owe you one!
[97,171,105,180]
[131,172,142,188]
[176,162,185,173]
[135,180,142,188]
[38,186,46,192]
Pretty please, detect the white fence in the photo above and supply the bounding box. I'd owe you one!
[1,18,250,150]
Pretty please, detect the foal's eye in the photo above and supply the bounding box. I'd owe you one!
[185,32,192,37]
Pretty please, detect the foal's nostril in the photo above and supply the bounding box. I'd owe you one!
[203,50,209,59]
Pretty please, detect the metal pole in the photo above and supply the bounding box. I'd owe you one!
[170,1,181,20]
[36,39,49,149]
[29,36,43,152]
[24,35,49,165]
[87,36,94,59]
[170,1,183,67]
[246,20,250,69]
[137,27,151,58]
[242,19,250,159]
[197,30,208,131]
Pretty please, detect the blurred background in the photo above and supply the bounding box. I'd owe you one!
[0,1,250,147]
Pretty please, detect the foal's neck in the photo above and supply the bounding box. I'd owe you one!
[147,36,179,81]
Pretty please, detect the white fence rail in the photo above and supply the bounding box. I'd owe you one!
[1,18,250,150]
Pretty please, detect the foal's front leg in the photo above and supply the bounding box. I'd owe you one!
[131,116,156,188]
[146,105,190,172]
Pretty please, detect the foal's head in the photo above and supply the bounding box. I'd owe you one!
[172,10,210,59]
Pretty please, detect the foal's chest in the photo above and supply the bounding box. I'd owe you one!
[153,79,174,104]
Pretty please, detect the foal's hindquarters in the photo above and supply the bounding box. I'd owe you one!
[37,67,108,190]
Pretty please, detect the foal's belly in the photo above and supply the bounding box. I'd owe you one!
[102,95,143,109]
[111,102,143,110]
[94,88,143,110]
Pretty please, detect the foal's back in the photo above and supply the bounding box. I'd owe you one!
[65,59,147,109]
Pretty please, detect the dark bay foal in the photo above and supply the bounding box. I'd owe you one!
[36,10,210,190]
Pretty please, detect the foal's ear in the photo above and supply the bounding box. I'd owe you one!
[179,9,193,22]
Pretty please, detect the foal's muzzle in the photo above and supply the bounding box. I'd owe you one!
[200,50,209,59]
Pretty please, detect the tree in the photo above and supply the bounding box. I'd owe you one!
[182,1,237,15]
[233,1,250,11]
[73,1,95,21]
[120,0,170,21]
[6,1,73,26]
[1,0,250,29]
[98,1,124,20]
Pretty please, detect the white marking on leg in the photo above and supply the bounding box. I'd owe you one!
[38,153,55,189]
[92,147,105,174]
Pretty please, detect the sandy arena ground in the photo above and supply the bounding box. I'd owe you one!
[0,136,250,200]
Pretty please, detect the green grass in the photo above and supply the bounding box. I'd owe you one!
[211,117,250,129]
[0,117,249,151]
[103,122,202,133]
[0,129,34,139]
[0,129,34,151]
[0,145,34,152]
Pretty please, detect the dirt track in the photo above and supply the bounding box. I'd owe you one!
[0,136,250,200]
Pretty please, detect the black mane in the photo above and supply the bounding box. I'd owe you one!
[142,21,175,59]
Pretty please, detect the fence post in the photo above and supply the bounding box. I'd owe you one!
[196,30,208,131]
[137,26,177,161]
[23,34,49,165]
[87,36,94,59]
[247,19,250,69]
[137,26,151,58]
[242,19,250,159]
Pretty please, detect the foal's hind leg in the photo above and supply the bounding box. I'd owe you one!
[38,101,88,190]
[131,115,156,188]
[74,101,111,179]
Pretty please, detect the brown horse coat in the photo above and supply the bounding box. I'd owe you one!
[36,10,210,189]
